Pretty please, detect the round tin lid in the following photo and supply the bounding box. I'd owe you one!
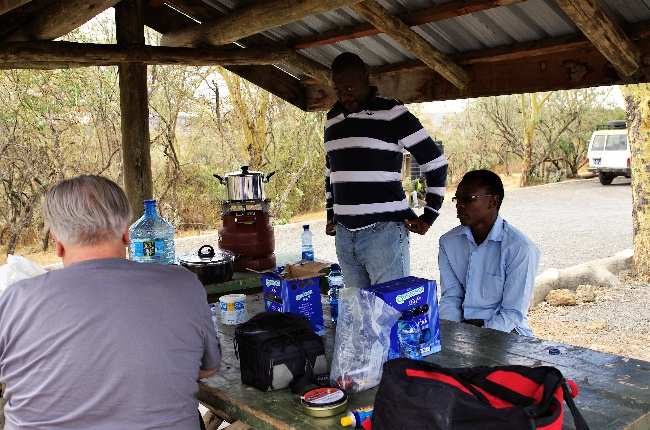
[300,386,347,408]
[178,245,234,267]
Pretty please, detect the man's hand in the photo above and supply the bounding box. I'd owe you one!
[404,218,430,235]
[326,222,336,236]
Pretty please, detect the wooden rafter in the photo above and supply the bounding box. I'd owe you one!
[555,0,640,77]
[0,41,302,67]
[2,0,119,41]
[160,0,365,47]
[352,0,470,90]
[0,0,31,15]
[292,0,522,49]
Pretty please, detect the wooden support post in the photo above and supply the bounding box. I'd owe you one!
[352,0,470,90]
[116,0,152,219]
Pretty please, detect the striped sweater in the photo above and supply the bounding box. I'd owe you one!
[325,94,448,229]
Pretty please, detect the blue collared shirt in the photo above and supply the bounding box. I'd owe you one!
[438,216,539,336]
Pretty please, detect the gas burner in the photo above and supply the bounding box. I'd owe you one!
[221,199,270,214]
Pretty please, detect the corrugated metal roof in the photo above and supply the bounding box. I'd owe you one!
[194,0,650,74]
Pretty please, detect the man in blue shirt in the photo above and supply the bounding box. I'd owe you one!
[438,170,539,335]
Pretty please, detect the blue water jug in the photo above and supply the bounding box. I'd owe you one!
[128,199,175,264]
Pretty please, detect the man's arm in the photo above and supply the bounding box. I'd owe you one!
[438,240,464,322]
[396,109,448,227]
[199,299,222,379]
[325,154,336,235]
[484,243,539,333]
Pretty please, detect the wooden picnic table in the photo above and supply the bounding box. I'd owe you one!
[199,293,650,430]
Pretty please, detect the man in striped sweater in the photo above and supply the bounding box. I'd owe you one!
[325,52,448,289]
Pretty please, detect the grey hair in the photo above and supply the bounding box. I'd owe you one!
[43,175,132,246]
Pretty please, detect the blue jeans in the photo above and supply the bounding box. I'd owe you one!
[335,222,410,289]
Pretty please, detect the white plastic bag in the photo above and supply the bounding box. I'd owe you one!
[0,255,46,295]
[330,288,401,393]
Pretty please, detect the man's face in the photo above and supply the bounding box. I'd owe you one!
[454,180,499,227]
[332,67,370,113]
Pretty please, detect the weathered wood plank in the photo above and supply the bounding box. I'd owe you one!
[199,293,650,430]
[116,0,152,220]
[2,0,120,41]
[555,0,640,77]
[160,0,366,47]
[0,41,300,67]
[0,0,30,15]
[351,0,470,91]
[292,0,522,49]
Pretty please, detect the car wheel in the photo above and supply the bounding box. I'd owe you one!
[599,172,614,185]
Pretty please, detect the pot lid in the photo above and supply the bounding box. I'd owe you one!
[178,245,234,267]
[225,165,264,177]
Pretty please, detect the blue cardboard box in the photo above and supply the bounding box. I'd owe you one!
[261,272,325,336]
[364,276,441,359]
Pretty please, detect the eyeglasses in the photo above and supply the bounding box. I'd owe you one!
[451,194,496,204]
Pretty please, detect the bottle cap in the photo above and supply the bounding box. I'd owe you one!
[340,415,354,427]
[303,224,310,230]
[330,263,341,272]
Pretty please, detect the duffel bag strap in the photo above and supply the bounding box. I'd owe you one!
[562,381,590,430]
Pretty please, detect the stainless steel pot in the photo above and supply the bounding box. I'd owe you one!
[213,166,275,202]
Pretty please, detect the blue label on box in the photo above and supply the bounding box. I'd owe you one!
[261,273,325,335]
[364,276,441,359]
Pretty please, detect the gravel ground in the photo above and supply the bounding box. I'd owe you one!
[529,273,650,362]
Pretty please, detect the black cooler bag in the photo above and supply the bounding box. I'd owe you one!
[372,358,589,430]
[234,311,327,391]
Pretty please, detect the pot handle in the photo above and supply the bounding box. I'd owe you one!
[213,174,225,185]
[264,171,276,182]
[198,244,216,259]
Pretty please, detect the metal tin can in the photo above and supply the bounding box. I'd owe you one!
[300,387,348,417]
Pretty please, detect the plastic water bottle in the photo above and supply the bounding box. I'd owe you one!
[208,303,220,339]
[128,199,175,264]
[398,319,422,360]
[301,224,314,261]
[327,264,345,324]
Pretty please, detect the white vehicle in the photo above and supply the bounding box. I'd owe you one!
[587,120,631,185]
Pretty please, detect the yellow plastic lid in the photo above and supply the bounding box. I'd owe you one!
[340,415,354,427]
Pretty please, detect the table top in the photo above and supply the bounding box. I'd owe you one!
[199,293,650,430]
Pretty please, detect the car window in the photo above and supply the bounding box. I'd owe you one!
[591,135,606,151]
[605,135,627,151]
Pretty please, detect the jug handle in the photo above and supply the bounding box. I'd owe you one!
[264,171,276,182]
[213,174,225,184]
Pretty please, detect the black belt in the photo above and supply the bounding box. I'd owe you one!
[462,319,484,328]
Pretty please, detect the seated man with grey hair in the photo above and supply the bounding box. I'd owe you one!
[0,175,221,430]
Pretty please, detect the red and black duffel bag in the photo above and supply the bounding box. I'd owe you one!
[372,358,590,430]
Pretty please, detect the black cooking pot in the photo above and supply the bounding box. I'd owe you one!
[178,245,234,285]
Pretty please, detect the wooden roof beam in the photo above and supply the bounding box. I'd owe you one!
[555,0,640,77]
[292,0,522,49]
[0,41,303,67]
[0,0,31,15]
[160,0,366,48]
[351,0,470,90]
[2,0,120,41]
